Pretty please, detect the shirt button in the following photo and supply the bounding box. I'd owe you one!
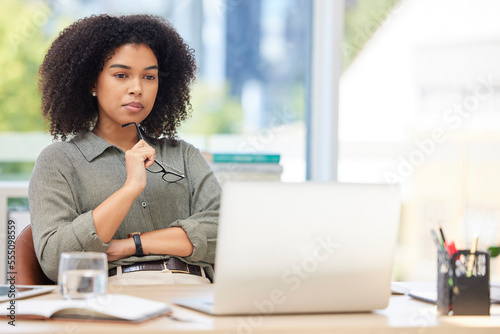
[141,201,147,208]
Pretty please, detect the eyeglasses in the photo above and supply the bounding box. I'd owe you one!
[122,122,185,183]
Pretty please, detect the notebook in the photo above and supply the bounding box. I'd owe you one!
[174,182,401,315]
[0,294,170,323]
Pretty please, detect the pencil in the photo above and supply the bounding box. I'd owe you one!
[466,236,479,277]
[430,229,444,250]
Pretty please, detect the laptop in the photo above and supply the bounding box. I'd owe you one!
[0,285,55,302]
[391,281,500,304]
[174,182,401,315]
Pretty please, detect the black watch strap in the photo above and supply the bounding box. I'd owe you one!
[132,234,144,257]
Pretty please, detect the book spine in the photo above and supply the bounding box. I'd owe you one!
[212,154,280,164]
[213,172,281,183]
[210,163,283,173]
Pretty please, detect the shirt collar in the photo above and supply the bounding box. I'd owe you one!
[71,131,115,162]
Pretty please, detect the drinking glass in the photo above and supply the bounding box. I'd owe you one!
[58,252,108,300]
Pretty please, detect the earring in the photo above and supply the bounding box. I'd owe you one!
[92,91,97,97]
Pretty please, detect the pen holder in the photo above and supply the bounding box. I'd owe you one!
[437,249,490,315]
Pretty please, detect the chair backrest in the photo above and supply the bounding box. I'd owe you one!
[14,224,54,285]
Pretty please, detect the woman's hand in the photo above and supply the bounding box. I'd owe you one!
[106,238,135,262]
[123,140,156,195]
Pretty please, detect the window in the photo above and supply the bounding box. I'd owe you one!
[52,0,312,182]
[340,0,500,280]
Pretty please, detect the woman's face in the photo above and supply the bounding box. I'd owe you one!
[93,43,159,130]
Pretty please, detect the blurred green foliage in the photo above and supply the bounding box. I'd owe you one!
[490,247,500,258]
[0,0,55,132]
[182,81,243,135]
[343,0,401,69]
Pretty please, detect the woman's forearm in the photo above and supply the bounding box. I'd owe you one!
[141,227,194,257]
[106,227,194,261]
[92,184,141,243]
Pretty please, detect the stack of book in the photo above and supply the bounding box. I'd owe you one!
[203,152,283,184]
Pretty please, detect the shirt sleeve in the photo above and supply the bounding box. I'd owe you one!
[170,144,221,264]
[29,144,110,282]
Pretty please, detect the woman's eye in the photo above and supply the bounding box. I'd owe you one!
[115,73,127,79]
[144,75,156,81]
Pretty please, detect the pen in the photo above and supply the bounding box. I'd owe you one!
[466,236,479,277]
[438,226,446,246]
[444,241,457,257]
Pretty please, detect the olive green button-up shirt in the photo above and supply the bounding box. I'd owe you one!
[29,131,221,282]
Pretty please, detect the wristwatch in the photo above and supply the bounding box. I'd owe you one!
[127,232,144,257]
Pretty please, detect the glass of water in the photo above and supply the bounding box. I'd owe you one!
[58,252,108,300]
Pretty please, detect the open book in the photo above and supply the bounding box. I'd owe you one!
[0,294,170,323]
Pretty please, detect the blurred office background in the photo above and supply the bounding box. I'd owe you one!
[1,0,500,281]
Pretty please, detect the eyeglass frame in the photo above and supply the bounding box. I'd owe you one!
[122,122,185,183]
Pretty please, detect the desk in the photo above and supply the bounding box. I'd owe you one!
[1,284,500,333]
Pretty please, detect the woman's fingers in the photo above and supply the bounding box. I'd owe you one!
[130,140,156,166]
[123,140,156,191]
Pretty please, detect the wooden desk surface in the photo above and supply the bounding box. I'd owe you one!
[2,284,500,334]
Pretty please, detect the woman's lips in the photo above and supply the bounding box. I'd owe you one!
[123,102,144,112]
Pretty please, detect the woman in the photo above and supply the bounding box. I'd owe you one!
[30,14,221,284]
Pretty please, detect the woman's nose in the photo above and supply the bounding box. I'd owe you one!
[128,77,142,95]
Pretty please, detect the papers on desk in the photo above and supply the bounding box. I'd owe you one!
[0,294,170,323]
[391,282,500,304]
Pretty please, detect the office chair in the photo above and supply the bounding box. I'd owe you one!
[14,224,54,285]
